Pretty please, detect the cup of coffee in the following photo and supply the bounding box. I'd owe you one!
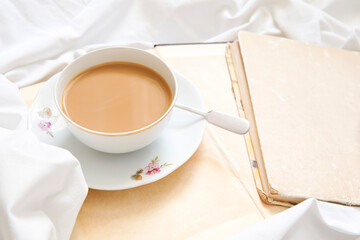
[54,47,177,153]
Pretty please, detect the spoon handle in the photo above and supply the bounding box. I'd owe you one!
[175,104,250,135]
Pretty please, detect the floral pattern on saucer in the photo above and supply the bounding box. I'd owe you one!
[37,107,57,137]
[132,156,172,180]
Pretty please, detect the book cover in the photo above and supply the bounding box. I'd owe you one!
[227,32,360,206]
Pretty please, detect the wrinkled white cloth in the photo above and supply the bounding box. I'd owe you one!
[0,0,360,87]
[1,1,360,240]
[0,78,88,238]
[229,199,360,240]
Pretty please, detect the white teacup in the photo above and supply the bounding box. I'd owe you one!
[54,47,178,153]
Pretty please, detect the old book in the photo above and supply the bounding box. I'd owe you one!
[226,32,360,206]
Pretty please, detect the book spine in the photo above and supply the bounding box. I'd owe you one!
[225,43,294,207]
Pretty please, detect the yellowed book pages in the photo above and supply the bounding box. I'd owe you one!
[228,32,360,206]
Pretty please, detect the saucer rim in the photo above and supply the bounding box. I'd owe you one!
[29,70,206,190]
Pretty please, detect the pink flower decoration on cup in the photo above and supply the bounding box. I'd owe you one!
[145,162,161,175]
[38,120,52,131]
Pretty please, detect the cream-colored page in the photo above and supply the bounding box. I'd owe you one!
[238,32,360,205]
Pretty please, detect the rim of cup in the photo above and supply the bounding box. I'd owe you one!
[54,47,178,137]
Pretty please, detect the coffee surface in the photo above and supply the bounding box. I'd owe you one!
[62,62,172,133]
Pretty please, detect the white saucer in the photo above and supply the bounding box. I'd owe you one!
[29,71,206,190]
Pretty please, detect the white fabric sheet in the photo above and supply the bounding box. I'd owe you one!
[0,0,360,239]
[229,199,360,240]
[0,77,88,240]
[1,0,359,87]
